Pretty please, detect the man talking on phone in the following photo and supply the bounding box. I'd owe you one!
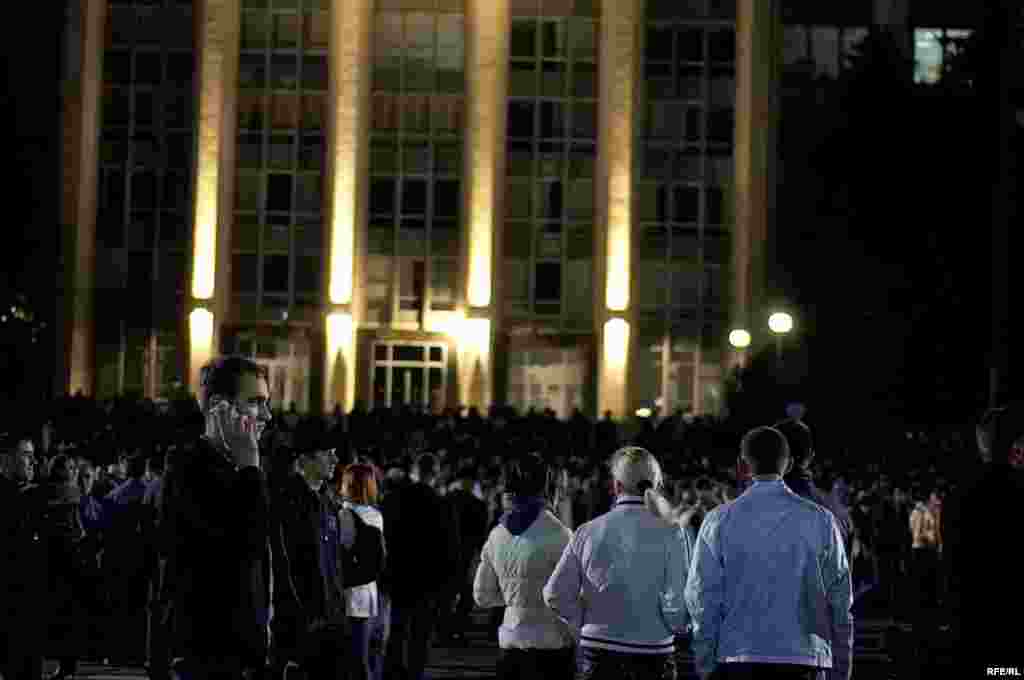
[161,355,275,679]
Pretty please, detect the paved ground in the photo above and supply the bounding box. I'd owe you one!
[43,612,920,680]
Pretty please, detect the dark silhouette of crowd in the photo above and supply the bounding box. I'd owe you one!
[0,368,1007,680]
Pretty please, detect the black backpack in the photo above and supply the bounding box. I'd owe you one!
[342,508,385,589]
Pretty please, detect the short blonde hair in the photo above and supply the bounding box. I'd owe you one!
[609,446,663,495]
[340,463,379,506]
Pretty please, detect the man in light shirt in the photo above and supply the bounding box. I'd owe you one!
[685,427,853,680]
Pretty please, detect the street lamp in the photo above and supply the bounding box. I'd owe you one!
[728,329,752,393]
[728,329,752,350]
[768,312,794,367]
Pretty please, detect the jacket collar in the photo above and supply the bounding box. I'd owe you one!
[614,494,645,508]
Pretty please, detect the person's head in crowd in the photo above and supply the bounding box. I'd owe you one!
[503,453,550,500]
[77,458,97,496]
[773,418,814,473]
[977,404,1024,470]
[49,453,79,486]
[2,435,35,484]
[339,463,379,506]
[740,426,792,478]
[146,453,166,481]
[124,453,147,480]
[411,452,438,485]
[296,444,339,490]
[198,355,273,452]
[609,446,663,497]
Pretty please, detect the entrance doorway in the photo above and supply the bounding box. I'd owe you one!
[372,341,448,412]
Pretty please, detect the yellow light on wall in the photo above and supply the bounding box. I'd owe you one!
[606,218,630,311]
[188,307,215,395]
[189,307,214,355]
[460,317,491,357]
[326,312,356,412]
[467,217,492,308]
[328,187,355,305]
[603,317,630,369]
[191,195,217,300]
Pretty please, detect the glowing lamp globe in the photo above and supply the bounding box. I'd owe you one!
[728,329,752,349]
[768,312,794,335]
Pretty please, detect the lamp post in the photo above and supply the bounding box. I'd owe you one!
[768,312,794,369]
[729,329,752,392]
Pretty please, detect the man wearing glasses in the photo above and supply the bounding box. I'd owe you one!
[161,355,275,679]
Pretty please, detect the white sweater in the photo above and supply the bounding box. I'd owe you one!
[474,508,575,649]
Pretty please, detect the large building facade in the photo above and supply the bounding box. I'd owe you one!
[56,0,991,417]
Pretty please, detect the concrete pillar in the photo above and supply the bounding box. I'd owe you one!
[57,0,106,396]
[732,0,779,368]
[458,0,509,409]
[324,0,373,413]
[596,0,638,419]
[188,0,240,392]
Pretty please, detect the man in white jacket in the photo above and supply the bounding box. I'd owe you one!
[474,453,575,679]
[544,447,689,680]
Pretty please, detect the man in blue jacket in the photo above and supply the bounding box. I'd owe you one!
[685,426,853,680]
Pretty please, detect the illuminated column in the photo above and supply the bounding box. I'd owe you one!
[596,0,637,418]
[732,0,779,369]
[189,0,240,392]
[458,0,509,409]
[323,0,372,412]
[58,0,106,396]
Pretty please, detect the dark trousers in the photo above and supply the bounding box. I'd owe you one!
[146,593,172,679]
[576,647,677,680]
[385,596,439,680]
[498,647,575,680]
[713,663,825,680]
[443,560,475,638]
[349,618,374,680]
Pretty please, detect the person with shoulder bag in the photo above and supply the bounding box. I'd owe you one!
[336,463,387,680]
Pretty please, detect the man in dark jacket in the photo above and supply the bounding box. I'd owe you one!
[0,435,40,680]
[943,405,1024,676]
[104,452,152,665]
[382,452,461,680]
[775,418,854,556]
[161,355,274,679]
[269,441,346,680]
[442,466,489,644]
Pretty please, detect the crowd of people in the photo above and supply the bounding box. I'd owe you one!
[0,354,1020,679]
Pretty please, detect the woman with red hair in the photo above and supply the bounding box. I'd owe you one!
[336,463,386,680]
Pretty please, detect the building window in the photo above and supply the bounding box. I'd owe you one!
[369,0,466,321]
[914,28,972,85]
[234,0,328,310]
[504,0,597,328]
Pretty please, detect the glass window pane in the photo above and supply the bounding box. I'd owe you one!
[238,132,263,168]
[263,255,290,293]
[236,172,262,210]
[264,222,290,251]
[510,20,537,58]
[402,180,428,214]
[508,101,535,138]
[136,52,163,85]
[709,29,735,63]
[242,11,270,48]
[239,54,267,88]
[673,185,699,223]
[431,219,459,256]
[434,141,461,175]
[294,175,322,212]
[430,258,457,309]
[294,255,321,294]
[233,254,259,293]
[571,102,596,138]
[302,55,328,90]
[535,262,561,301]
[266,174,293,212]
[304,11,329,50]
[541,20,568,58]
[302,94,325,131]
[270,55,299,89]
[274,12,301,49]
[507,181,532,219]
[434,180,460,217]
[239,92,266,130]
[403,141,431,174]
[299,133,324,170]
[268,134,295,168]
[370,178,397,216]
[567,180,593,218]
